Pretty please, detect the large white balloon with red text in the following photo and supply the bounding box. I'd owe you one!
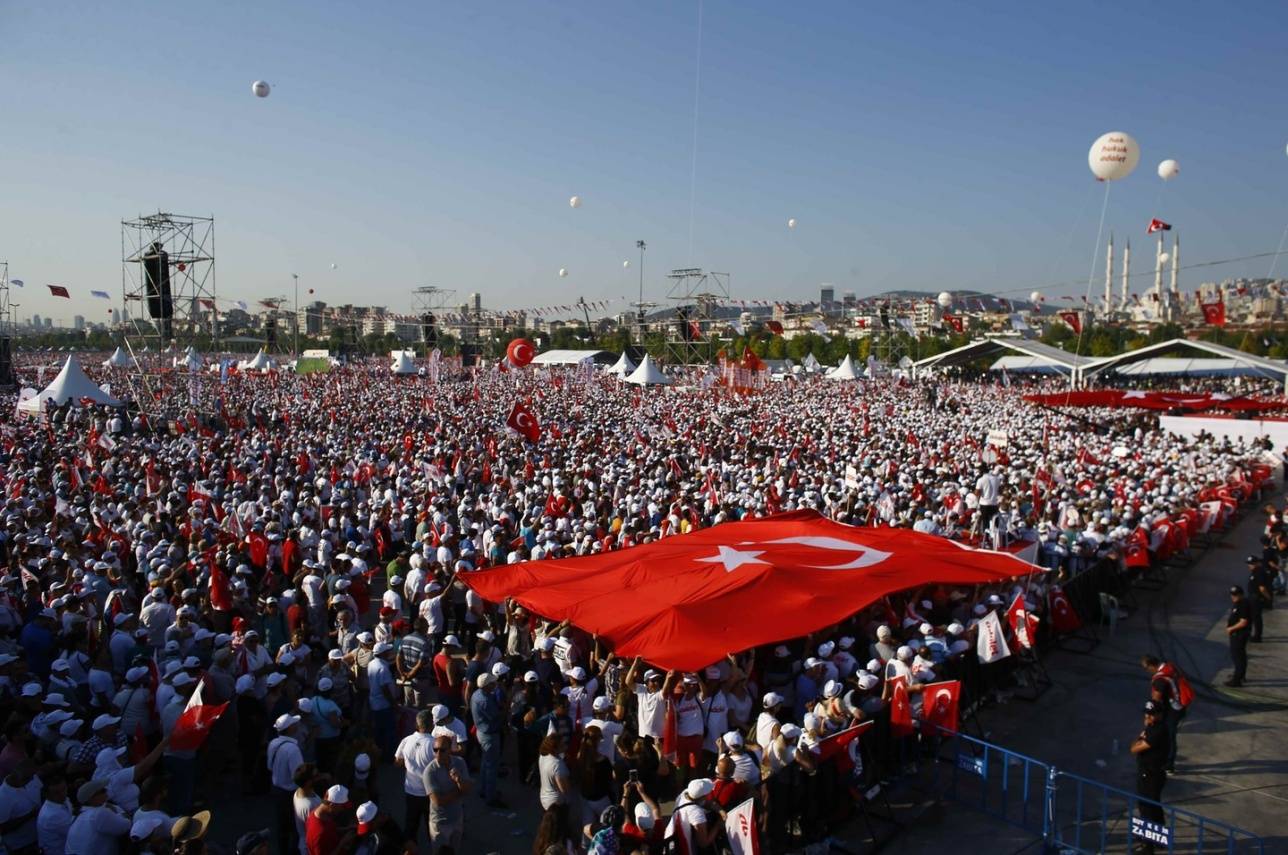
[1088,132,1140,181]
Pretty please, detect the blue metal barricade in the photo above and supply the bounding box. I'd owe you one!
[1050,770,1265,855]
[927,731,1266,854]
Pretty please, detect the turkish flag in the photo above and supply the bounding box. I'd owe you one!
[461,510,1032,671]
[506,402,541,442]
[1147,218,1172,234]
[889,676,914,736]
[816,721,873,762]
[170,680,229,752]
[47,284,70,298]
[1075,446,1100,467]
[740,348,767,372]
[209,560,234,611]
[1048,586,1082,633]
[1200,301,1226,327]
[920,680,961,735]
[765,320,784,335]
[1058,311,1082,334]
[1123,527,1151,568]
[1005,593,1040,650]
[247,532,268,569]
[942,313,963,334]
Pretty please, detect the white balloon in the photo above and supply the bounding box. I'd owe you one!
[936,291,953,308]
[559,268,568,278]
[1088,131,1140,181]
[787,218,797,229]
[569,196,581,209]
[330,263,338,270]
[251,80,271,98]
[1158,252,1171,265]
[622,260,631,269]
[1157,159,1179,181]
[1029,290,1044,304]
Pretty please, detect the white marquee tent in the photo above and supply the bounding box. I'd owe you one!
[828,354,862,381]
[606,352,637,377]
[18,356,120,415]
[239,349,274,372]
[103,347,134,369]
[624,354,672,386]
[391,350,416,375]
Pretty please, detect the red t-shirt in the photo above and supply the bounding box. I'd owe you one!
[305,810,339,855]
[712,778,746,809]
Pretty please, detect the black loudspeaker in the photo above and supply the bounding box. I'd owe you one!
[0,337,13,389]
[421,313,438,347]
[265,317,277,349]
[879,305,891,329]
[141,242,174,339]
[460,343,479,367]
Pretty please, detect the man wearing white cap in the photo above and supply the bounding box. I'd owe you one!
[672,777,723,850]
[368,642,398,759]
[268,713,305,855]
[305,784,352,855]
[581,695,625,763]
[623,657,673,744]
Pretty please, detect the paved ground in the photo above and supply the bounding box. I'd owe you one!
[888,500,1288,855]
[202,502,1288,854]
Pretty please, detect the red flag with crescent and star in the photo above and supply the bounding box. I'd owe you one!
[1048,586,1082,633]
[1006,593,1040,650]
[889,675,915,736]
[506,402,541,442]
[169,679,229,752]
[461,510,1032,671]
[919,680,961,734]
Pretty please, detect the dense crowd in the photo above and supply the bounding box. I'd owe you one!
[0,350,1275,854]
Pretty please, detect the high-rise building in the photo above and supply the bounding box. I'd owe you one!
[43,318,53,329]
[469,292,482,314]
[32,314,41,328]
[73,315,85,330]
[820,285,835,306]
[299,301,326,336]
[111,309,121,326]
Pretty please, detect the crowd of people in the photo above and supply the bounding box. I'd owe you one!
[0,349,1276,854]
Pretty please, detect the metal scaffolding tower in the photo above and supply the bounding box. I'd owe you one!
[121,212,217,347]
[663,268,730,364]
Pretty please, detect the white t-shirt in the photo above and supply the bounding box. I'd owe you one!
[0,778,41,850]
[755,711,780,750]
[293,790,321,855]
[634,685,666,739]
[579,717,624,762]
[538,754,570,810]
[418,595,445,634]
[301,574,325,607]
[36,798,73,855]
[64,804,131,855]
[368,658,395,711]
[698,692,729,753]
[675,695,703,738]
[395,732,435,796]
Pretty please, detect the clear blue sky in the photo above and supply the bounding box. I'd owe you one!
[4,1,1288,324]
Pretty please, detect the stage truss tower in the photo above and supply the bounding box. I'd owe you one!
[121,213,217,347]
[411,286,458,356]
[0,262,14,389]
[664,268,730,365]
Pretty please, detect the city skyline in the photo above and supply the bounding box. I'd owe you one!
[4,2,1288,322]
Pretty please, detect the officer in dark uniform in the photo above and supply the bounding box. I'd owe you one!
[1130,700,1169,854]
[1246,555,1273,642]
[1225,585,1251,687]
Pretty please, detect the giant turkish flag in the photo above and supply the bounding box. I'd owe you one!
[462,510,1034,671]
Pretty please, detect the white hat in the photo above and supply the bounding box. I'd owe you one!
[172,673,195,688]
[839,636,855,650]
[780,723,802,740]
[568,666,587,681]
[947,622,965,636]
[59,718,83,737]
[865,658,881,673]
[817,641,835,658]
[592,695,612,713]
[722,730,744,748]
[325,784,350,805]
[823,680,841,698]
[266,673,287,688]
[372,641,394,656]
[442,634,461,648]
[355,801,378,825]
[491,662,510,677]
[634,801,656,831]
[803,712,819,732]
[317,677,334,692]
[297,697,314,714]
[92,713,121,731]
[919,622,933,635]
[274,713,301,731]
[857,673,880,691]
[896,646,913,661]
[236,675,255,695]
[432,704,449,723]
[328,648,344,661]
[762,692,784,708]
[537,636,556,652]
[354,753,372,771]
[685,778,715,799]
[130,814,165,841]
[476,673,496,689]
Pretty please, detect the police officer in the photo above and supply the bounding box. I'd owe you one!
[1130,700,1169,854]
[1246,555,1273,643]
[1225,586,1251,687]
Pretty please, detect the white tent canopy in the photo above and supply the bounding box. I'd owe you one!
[18,356,120,414]
[606,352,637,376]
[103,347,133,368]
[239,349,274,372]
[801,353,822,373]
[624,354,672,386]
[390,350,416,375]
[828,354,862,381]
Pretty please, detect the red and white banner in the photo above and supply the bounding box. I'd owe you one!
[724,798,760,855]
[170,680,229,752]
[1006,593,1040,649]
[976,610,1011,664]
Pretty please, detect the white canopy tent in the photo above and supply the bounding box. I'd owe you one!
[239,349,274,372]
[801,353,822,373]
[103,347,134,369]
[828,354,862,381]
[624,354,672,386]
[606,352,636,377]
[18,356,120,415]
[390,350,416,375]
